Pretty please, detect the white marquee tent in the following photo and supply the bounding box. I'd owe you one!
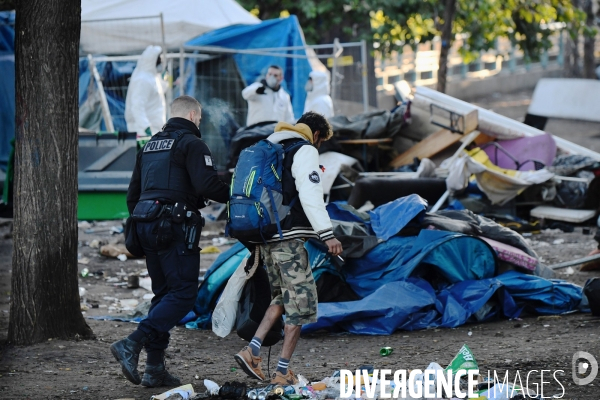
[81,0,260,54]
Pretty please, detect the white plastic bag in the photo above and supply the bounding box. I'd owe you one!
[211,252,254,337]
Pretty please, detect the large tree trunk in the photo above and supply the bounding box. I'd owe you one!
[437,0,457,93]
[582,0,596,79]
[9,0,93,344]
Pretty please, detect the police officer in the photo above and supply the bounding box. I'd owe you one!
[111,95,229,387]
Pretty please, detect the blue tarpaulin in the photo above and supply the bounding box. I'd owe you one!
[369,194,427,241]
[185,17,312,119]
[185,195,585,334]
[0,11,15,171]
[79,58,136,132]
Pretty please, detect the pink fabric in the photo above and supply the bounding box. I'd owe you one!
[480,237,537,271]
[483,132,556,171]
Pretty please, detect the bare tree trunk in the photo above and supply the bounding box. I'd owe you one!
[9,0,93,344]
[583,0,596,79]
[437,0,457,93]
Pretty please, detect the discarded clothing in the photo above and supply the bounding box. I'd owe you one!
[446,149,554,205]
[436,210,538,258]
[549,154,600,176]
[331,220,380,259]
[329,105,409,140]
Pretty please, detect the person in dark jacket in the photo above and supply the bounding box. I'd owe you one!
[111,95,229,388]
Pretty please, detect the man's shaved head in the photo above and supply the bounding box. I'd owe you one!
[171,95,201,117]
[171,95,202,127]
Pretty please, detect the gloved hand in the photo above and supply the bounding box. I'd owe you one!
[255,85,267,95]
[144,127,152,136]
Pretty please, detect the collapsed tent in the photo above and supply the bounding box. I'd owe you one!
[186,195,584,335]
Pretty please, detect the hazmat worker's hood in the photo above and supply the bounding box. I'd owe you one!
[133,45,162,76]
[307,70,330,98]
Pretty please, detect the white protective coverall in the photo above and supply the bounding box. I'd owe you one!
[303,70,334,118]
[125,45,166,135]
[241,81,294,127]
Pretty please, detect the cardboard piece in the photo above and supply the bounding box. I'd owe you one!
[390,129,464,168]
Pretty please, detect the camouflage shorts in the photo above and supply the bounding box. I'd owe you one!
[260,239,317,326]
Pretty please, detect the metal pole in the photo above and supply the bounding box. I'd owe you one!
[332,38,343,112]
[159,13,170,119]
[87,54,115,132]
[558,30,565,66]
[179,47,185,95]
[361,39,369,113]
[549,253,600,270]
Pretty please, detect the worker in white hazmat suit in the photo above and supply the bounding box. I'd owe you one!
[125,45,166,136]
[242,65,294,127]
[303,70,333,118]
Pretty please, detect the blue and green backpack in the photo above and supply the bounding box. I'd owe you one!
[226,139,306,243]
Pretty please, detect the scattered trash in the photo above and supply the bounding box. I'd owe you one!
[212,237,235,247]
[80,268,89,277]
[110,225,124,234]
[560,266,575,275]
[118,299,139,309]
[203,379,220,395]
[88,239,100,249]
[379,347,393,356]
[78,221,92,229]
[139,276,153,291]
[127,275,139,288]
[201,245,222,254]
[552,238,565,245]
[78,257,90,265]
[143,293,155,300]
[78,287,87,298]
[230,367,237,372]
[100,243,135,259]
[151,384,196,400]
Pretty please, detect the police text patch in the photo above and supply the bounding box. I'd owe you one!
[204,155,213,166]
[144,139,174,152]
[309,171,320,183]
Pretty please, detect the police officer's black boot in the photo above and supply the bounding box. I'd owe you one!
[110,330,150,385]
[141,351,181,388]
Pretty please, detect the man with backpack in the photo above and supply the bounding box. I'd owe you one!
[230,111,343,385]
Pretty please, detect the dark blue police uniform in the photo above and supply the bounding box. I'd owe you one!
[122,117,229,379]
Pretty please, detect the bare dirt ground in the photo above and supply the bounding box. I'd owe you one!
[1,91,600,399]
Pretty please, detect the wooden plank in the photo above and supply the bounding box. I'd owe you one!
[338,138,393,145]
[390,128,463,168]
[473,132,495,146]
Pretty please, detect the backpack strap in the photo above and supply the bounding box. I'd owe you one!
[280,139,309,213]
[266,186,284,240]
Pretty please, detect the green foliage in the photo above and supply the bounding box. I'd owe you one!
[373,0,587,62]
[236,0,588,62]
[237,0,373,44]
